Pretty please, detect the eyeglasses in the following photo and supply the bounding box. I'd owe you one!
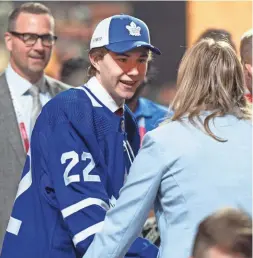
[9,31,57,47]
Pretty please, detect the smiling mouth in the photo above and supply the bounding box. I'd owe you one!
[29,56,44,60]
[120,80,136,86]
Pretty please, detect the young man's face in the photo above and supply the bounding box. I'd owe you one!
[94,47,149,106]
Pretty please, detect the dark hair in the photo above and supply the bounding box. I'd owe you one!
[87,47,109,79]
[192,208,252,258]
[60,57,89,81]
[197,28,237,51]
[240,29,252,65]
[8,2,53,31]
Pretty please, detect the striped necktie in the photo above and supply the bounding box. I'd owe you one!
[28,85,42,132]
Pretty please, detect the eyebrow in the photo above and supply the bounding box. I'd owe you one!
[12,32,54,36]
[115,52,149,58]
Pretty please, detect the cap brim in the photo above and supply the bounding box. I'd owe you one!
[105,41,161,55]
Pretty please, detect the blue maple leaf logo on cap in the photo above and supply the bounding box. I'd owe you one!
[126,21,141,36]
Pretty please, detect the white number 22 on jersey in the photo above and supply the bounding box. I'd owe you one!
[61,151,100,186]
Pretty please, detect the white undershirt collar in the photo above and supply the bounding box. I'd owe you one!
[85,76,123,113]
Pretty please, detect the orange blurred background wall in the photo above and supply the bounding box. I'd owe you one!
[187,1,252,52]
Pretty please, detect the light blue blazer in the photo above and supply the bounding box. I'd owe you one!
[83,115,252,258]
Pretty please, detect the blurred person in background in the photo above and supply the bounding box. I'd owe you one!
[0,2,69,250]
[126,64,168,144]
[83,38,252,258]
[60,57,89,87]
[157,29,237,108]
[191,207,252,258]
[196,28,237,51]
[240,29,252,102]
[1,14,161,258]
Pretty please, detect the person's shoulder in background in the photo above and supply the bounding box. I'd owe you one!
[45,75,72,92]
[138,97,172,129]
[140,97,168,112]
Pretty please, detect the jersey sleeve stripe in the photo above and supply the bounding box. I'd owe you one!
[61,198,110,218]
[16,150,32,200]
[15,171,32,200]
[6,216,22,236]
[73,221,104,246]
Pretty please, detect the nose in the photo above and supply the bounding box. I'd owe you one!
[33,38,44,51]
[127,65,139,76]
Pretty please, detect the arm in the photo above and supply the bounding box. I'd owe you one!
[42,122,111,255]
[42,121,158,257]
[83,132,167,258]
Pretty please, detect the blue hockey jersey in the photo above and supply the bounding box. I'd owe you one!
[1,86,158,257]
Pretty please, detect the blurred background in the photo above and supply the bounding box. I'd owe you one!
[0,1,251,106]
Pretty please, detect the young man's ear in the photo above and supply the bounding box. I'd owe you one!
[4,32,13,52]
[89,53,100,72]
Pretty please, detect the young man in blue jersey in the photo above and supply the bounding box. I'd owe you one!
[1,14,161,258]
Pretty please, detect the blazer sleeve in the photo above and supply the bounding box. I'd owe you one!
[83,132,168,258]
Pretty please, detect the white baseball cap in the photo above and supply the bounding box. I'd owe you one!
[90,14,161,55]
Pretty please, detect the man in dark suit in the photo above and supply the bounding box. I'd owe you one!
[0,2,70,248]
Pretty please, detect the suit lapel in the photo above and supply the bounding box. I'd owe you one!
[45,76,65,97]
[0,73,26,166]
[0,74,68,169]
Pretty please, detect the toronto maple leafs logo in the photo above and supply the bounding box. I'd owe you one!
[126,21,141,36]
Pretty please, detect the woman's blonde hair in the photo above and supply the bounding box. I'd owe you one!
[169,38,251,142]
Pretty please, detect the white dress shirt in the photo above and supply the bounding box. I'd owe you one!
[6,64,51,138]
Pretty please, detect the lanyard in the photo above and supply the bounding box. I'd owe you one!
[138,117,146,146]
[8,85,30,153]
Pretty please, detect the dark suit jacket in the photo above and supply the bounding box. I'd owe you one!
[0,72,70,249]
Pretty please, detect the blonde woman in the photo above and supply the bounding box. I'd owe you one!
[84,39,252,258]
